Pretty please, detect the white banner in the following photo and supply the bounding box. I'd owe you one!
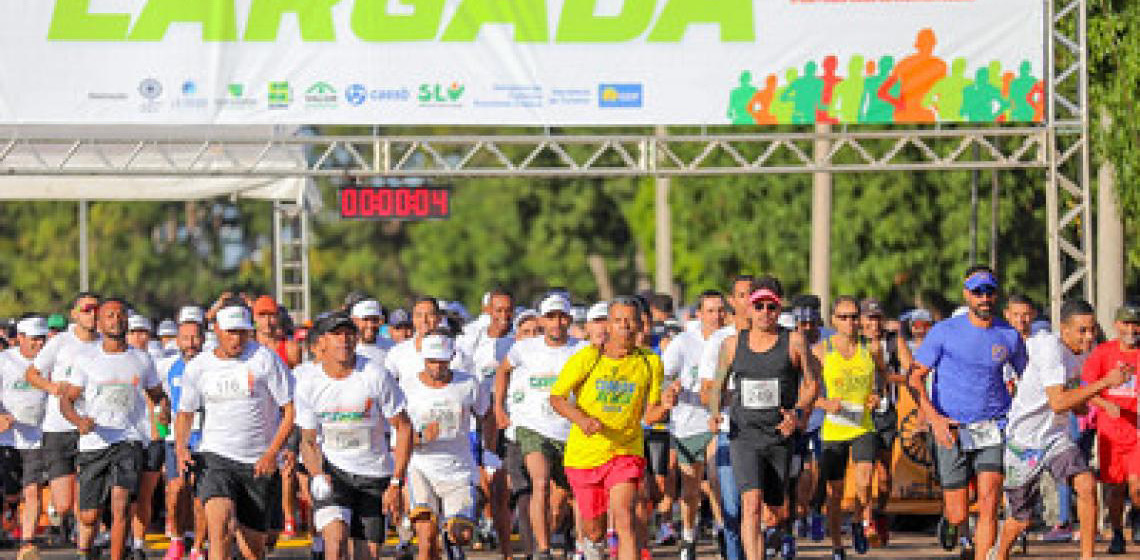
[0,0,1045,125]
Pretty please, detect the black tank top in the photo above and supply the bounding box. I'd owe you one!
[729,329,801,438]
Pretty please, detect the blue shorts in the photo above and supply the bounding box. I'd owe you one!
[164,435,200,481]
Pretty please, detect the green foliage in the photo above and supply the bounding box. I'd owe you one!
[1089,0,1140,273]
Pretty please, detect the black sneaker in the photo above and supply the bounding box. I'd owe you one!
[680,540,697,560]
[1109,528,1126,554]
[831,548,847,560]
[716,530,727,560]
[443,533,467,560]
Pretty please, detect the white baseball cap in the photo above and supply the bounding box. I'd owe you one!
[177,306,204,324]
[421,334,454,361]
[570,306,586,323]
[350,300,384,319]
[539,294,572,316]
[17,316,49,337]
[586,302,609,322]
[216,305,254,331]
[128,315,152,332]
[513,309,539,331]
[156,319,178,337]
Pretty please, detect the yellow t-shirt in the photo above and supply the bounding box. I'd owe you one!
[550,346,664,470]
[820,340,876,442]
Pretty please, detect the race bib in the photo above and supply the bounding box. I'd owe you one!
[960,419,1003,451]
[92,383,133,429]
[10,399,46,426]
[206,368,252,402]
[826,401,866,428]
[740,378,779,410]
[323,423,372,452]
[426,403,461,441]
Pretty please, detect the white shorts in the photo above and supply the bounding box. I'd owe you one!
[407,466,477,525]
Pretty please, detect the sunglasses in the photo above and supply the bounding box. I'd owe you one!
[753,302,780,311]
[969,287,997,297]
[834,313,860,321]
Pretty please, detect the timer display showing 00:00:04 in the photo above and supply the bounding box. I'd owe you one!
[339,186,451,220]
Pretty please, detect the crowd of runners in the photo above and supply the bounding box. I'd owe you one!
[1,265,1139,560]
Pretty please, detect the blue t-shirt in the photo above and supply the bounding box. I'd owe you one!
[914,314,1028,424]
[166,358,201,448]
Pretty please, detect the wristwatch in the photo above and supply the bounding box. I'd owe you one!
[390,477,403,487]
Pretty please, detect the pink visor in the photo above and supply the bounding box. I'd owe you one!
[749,288,781,305]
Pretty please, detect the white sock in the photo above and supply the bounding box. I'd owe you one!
[682,528,696,542]
[133,538,145,550]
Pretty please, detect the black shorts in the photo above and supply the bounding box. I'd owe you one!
[819,433,878,482]
[196,452,282,533]
[872,407,898,456]
[504,439,531,505]
[77,441,142,511]
[644,429,670,476]
[42,431,79,479]
[19,448,48,487]
[142,440,165,473]
[313,461,390,544]
[0,446,21,495]
[730,436,793,507]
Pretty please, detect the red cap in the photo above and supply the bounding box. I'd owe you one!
[253,295,279,316]
[749,288,781,305]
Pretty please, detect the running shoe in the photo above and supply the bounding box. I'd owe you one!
[830,548,846,560]
[810,513,826,542]
[680,540,697,560]
[443,533,467,560]
[607,530,619,559]
[654,522,677,547]
[282,518,296,538]
[1109,528,1126,554]
[781,534,796,560]
[764,528,780,559]
[1042,524,1073,543]
[163,538,184,560]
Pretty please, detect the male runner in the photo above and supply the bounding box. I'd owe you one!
[125,314,165,560]
[351,299,394,364]
[813,296,885,560]
[157,316,206,560]
[992,300,1120,560]
[908,266,1027,560]
[456,289,515,559]
[551,296,677,560]
[174,301,295,560]
[59,298,169,560]
[699,275,756,560]
[25,292,102,545]
[662,291,728,560]
[706,277,819,560]
[584,303,609,347]
[859,298,902,545]
[388,310,414,345]
[295,313,412,560]
[493,294,585,560]
[1083,302,1140,554]
[405,333,489,560]
[385,298,469,386]
[0,315,50,560]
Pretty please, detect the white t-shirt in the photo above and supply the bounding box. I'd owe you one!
[505,337,586,441]
[32,328,101,433]
[179,342,294,464]
[0,349,47,449]
[698,326,737,432]
[295,357,406,478]
[1005,332,1086,450]
[68,345,160,452]
[383,337,470,388]
[405,370,489,483]
[355,341,389,366]
[663,329,714,438]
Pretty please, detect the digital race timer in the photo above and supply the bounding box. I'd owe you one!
[339,186,451,220]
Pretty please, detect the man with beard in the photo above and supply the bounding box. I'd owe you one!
[59,299,169,560]
[908,266,1027,560]
[351,299,394,364]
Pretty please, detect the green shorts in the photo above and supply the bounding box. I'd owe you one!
[515,426,570,489]
[672,432,714,466]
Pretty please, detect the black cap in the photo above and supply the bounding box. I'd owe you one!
[315,312,358,336]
